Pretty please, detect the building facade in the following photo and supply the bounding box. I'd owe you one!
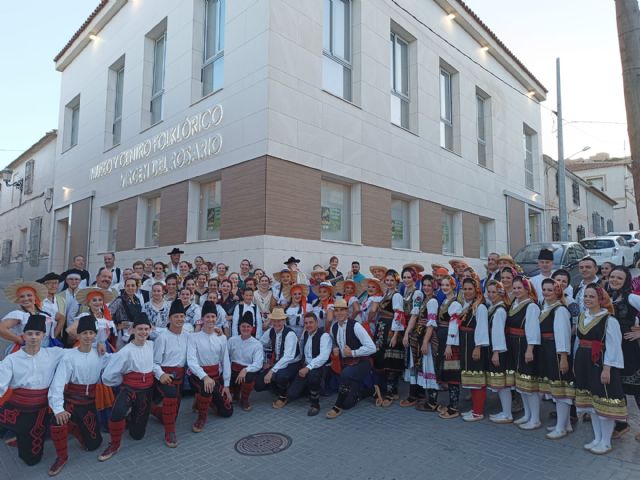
[544,155,616,241]
[567,156,638,232]
[51,0,546,276]
[0,131,57,283]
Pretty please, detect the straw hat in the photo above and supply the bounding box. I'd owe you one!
[498,254,515,265]
[369,265,388,275]
[448,259,469,268]
[76,287,116,306]
[282,283,310,300]
[309,266,329,278]
[273,269,297,283]
[402,263,425,273]
[312,281,335,297]
[4,281,47,304]
[268,308,288,320]
[361,278,383,294]
[333,298,348,309]
[335,280,364,297]
[430,263,446,271]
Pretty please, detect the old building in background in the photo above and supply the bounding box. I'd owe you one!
[50,0,547,275]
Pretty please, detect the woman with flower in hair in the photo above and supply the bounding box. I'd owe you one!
[458,276,490,422]
[436,275,463,419]
[605,265,640,441]
[404,275,440,411]
[507,276,542,430]
[575,283,627,454]
[538,278,574,440]
[486,280,513,423]
[372,270,404,407]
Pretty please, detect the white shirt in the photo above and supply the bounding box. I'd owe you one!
[1,310,56,347]
[101,341,155,387]
[389,291,405,332]
[42,297,60,319]
[227,335,264,373]
[152,329,189,379]
[542,302,572,354]
[285,304,307,338]
[48,347,111,414]
[510,299,541,346]
[0,347,64,397]
[187,331,231,386]
[575,277,599,314]
[302,330,332,370]
[424,298,439,328]
[489,303,508,352]
[580,310,624,368]
[445,301,463,346]
[259,328,301,372]
[333,321,376,357]
[474,304,490,347]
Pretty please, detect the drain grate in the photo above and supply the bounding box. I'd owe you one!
[234,432,292,456]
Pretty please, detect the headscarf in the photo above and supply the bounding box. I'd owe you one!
[541,278,566,306]
[586,282,614,314]
[513,276,538,304]
[486,280,510,307]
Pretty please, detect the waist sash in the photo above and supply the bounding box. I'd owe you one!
[123,372,154,390]
[10,388,48,408]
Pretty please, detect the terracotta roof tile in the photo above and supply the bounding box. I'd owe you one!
[53,0,108,63]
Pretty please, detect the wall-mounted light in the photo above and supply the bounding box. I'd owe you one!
[447,13,456,20]
[89,34,99,41]
[481,46,489,52]
[527,90,536,98]
[0,168,23,192]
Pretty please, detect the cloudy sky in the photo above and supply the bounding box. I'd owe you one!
[0,0,629,168]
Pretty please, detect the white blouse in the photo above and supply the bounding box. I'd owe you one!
[445,300,463,346]
[152,329,189,378]
[541,303,572,354]
[581,310,624,368]
[511,299,541,346]
[0,347,64,397]
[227,335,264,373]
[101,341,155,387]
[303,331,332,370]
[187,331,231,386]
[489,303,507,353]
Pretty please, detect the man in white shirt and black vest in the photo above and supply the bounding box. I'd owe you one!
[255,308,302,408]
[231,288,260,337]
[284,312,331,416]
[326,298,376,419]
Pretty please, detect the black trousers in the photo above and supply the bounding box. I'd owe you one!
[188,376,233,417]
[335,360,371,410]
[0,402,50,466]
[255,362,301,398]
[111,386,153,440]
[287,366,325,406]
[65,399,102,451]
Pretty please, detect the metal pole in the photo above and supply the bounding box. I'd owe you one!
[556,58,568,241]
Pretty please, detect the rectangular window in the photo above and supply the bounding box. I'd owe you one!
[588,176,605,191]
[479,219,489,259]
[323,0,352,101]
[202,0,225,97]
[1,239,12,265]
[145,197,161,247]
[391,199,410,249]
[321,180,351,242]
[551,216,560,241]
[572,181,580,206]
[107,207,118,252]
[440,69,453,150]
[112,67,124,146]
[28,217,42,267]
[64,96,80,150]
[390,32,409,129]
[199,180,221,240]
[476,95,487,167]
[70,105,79,147]
[442,211,455,255]
[23,159,34,195]
[524,130,535,190]
[151,33,166,125]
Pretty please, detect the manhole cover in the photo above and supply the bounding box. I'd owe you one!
[234,432,292,456]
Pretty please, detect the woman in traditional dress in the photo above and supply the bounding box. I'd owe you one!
[283,284,309,338]
[404,275,440,411]
[575,284,627,454]
[459,276,490,422]
[253,275,276,332]
[335,280,362,323]
[164,274,179,302]
[311,281,335,332]
[218,279,238,326]
[360,278,384,337]
[143,282,171,336]
[435,275,463,419]
[507,276,542,430]
[486,280,513,423]
[499,267,517,301]
[193,274,209,304]
[326,256,343,286]
[229,272,242,302]
[606,266,640,441]
[599,262,615,290]
[108,278,143,348]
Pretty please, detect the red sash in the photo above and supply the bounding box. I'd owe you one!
[64,383,97,403]
[8,388,48,408]
[203,364,220,380]
[123,372,154,389]
[507,327,525,337]
[542,332,555,340]
[579,339,604,364]
[161,366,185,383]
[231,362,246,373]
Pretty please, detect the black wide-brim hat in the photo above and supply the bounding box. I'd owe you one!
[167,248,185,255]
[37,272,61,283]
[284,256,301,265]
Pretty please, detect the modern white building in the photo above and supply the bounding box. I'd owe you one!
[567,155,638,232]
[0,131,57,283]
[544,154,616,241]
[50,0,546,276]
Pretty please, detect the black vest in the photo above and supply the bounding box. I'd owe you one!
[269,327,300,360]
[539,304,569,335]
[612,295,638,333]
[302,329,325,361]
[331,320,362,352]
[507,300,532,330]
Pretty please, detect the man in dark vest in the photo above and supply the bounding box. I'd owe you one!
[326,298,376,419]
[284,312,331,416]
[255,308,302,408]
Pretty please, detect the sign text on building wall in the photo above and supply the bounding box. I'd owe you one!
[89,105,223,188]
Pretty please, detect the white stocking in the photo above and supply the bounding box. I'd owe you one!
[520,392,531,422]
[555,401,570,433]
[599,417,615,447]
[526,393,541,426]
[591,413,602,445]
[498,389,512,417]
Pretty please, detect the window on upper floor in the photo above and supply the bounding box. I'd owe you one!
[112,66,125,146]
[151,33,166,126]
[523,124,538,191]
[390,32,409,129]
[63,95,80,151]
[105,56,125,149]
[476,88,492,168]
[323,0,352,101]
[199,180,222,240]
[145,196,161,247]
[391,198,410,249]
[572,181,580,206]
[202,0,225,97]
[23,159,34,195]
[587,176,605,192]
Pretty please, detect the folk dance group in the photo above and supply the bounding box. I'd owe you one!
[0,248,639,476]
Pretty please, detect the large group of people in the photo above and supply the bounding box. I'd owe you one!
[0,247,639,476]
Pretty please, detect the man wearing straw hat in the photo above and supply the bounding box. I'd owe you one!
[307,265,329,303]
[47,315,111,476]
[326,298,376,419]
[0,314,64,466]
[255,308,302,408]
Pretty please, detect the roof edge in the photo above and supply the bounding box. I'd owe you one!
[4,130,58,170]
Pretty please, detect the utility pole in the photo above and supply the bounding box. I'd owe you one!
[616,0,640,229]
[556,58,568,241]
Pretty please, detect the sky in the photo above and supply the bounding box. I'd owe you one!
[0,0,630,168]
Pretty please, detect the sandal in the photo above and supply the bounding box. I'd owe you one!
[381,396,394,408]
[400,397,418,408]
[416,401,439,412]
[373,385,384,407]
[438,407,460,419]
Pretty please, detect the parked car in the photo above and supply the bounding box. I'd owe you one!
[513,242,588,288]
[579,236,634,267]
[607,231,640,264]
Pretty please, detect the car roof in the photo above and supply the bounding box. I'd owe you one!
[608,231,639,235]
[581,236,620,241]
